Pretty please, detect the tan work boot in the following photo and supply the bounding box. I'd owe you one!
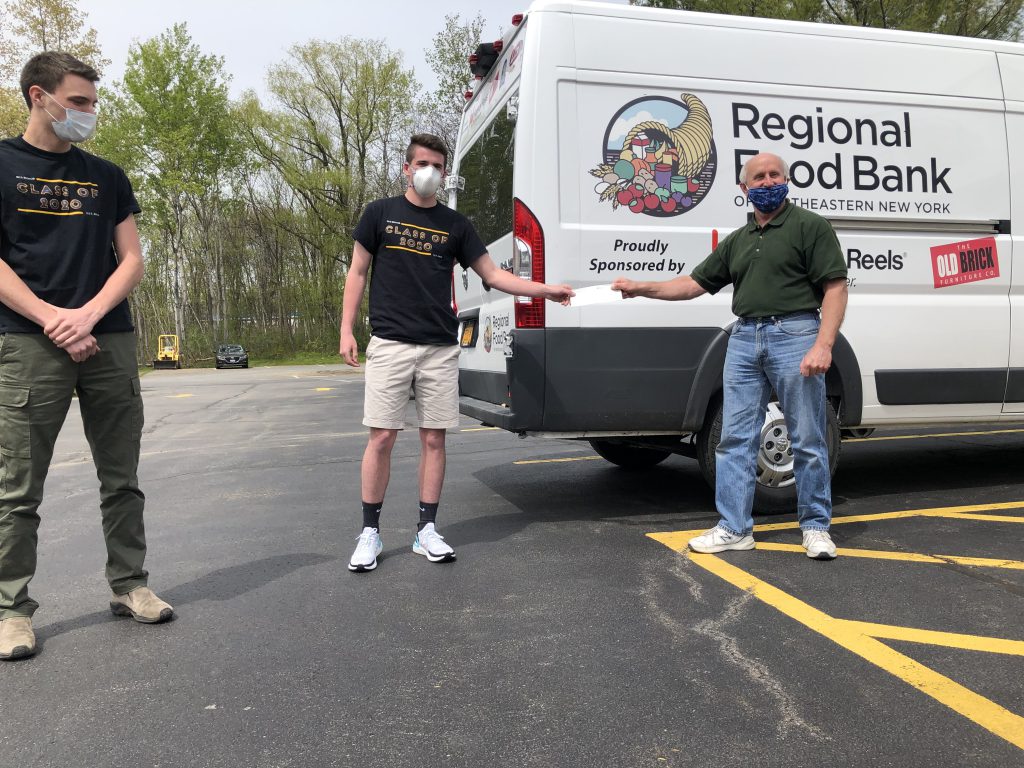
[0,616,36,660]
[109,587,174,623]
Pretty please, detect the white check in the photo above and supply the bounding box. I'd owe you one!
[569,284,623,307]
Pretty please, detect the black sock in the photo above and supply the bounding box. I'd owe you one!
[362,501,382,530]
[417,501,438,531]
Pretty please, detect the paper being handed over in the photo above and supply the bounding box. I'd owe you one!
[569,284,625,307]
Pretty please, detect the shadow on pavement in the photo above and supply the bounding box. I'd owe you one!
[35,552,336,643]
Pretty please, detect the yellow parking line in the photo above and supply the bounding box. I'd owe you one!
[513,455,604,465]
[741,502,1024,533]
[461,426,500,432]
[314,387,334,392]
[754,542,1024,570]
[937,512,1024,523]
[846,427,1024,442]
[166,394,194,398]
[836,620,1024,656]
[646,539,1024,750]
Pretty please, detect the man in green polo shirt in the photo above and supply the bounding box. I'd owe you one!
[611,152,848,559]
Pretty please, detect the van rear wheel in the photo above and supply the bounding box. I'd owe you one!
[696,396,841,514]
[589,439,672,469]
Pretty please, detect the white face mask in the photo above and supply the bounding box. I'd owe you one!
[412,165,442,198]
[41,89,97,143]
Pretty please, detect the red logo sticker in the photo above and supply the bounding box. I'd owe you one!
[930,237,999,289]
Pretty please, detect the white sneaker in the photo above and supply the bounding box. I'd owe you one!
[688,525,756,553]
[413,523,456,563]
[348,527,383,572]
[802,529,837,560]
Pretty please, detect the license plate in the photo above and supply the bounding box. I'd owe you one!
[460,319,477,347]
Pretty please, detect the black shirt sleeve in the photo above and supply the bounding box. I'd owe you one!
[457,221,487,270]
[353,200,380,254]
[116,166,142,224]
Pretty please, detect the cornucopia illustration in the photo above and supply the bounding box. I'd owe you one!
[590,93,714,215]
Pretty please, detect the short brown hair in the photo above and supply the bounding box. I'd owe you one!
[20,51,100,109]
[406,133,448,167]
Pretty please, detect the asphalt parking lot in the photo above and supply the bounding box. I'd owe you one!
[1,364,1021,767]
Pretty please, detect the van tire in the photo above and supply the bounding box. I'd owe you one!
[589,439,672,469]
[696,396,841,514]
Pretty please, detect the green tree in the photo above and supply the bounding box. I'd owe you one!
[820,0,1022,37]
[91,23,240,355]
[0,87,23,138]
[237,37,418,348]
[630,0,1023,39]
[631,0,821,21]
[0,0,110,139]
[0,0,110,84]
[421,13,487,159]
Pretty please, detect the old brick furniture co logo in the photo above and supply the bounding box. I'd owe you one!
[930,237,999,289]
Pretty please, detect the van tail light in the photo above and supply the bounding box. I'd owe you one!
[513,197,545,329]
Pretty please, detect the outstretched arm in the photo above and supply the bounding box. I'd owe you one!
[611,274,707,301]
[470,254,574,304]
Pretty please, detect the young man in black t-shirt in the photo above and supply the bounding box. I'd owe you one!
[0,53,173,661]
[340,133,574,572]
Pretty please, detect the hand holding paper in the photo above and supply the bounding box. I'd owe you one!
[569,284,624,307]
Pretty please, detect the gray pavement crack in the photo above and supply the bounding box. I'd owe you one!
[643,557,831,743]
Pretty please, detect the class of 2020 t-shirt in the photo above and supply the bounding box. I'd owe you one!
[0,136,141,334]
[353,195,486,345]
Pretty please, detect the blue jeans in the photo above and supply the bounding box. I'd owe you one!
[715,312,832,536]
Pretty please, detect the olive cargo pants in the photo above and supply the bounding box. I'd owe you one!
[0,332,148,619]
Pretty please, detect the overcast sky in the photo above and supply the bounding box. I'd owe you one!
[76,0,629,98]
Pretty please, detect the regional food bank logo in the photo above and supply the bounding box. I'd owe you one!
[589,93,717,217]
[930,237,999,289]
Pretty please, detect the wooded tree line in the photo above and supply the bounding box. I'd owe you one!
[0,0,1020,364]
[633,0,1023,39]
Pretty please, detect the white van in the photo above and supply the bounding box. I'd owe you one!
[449,0,1024,511]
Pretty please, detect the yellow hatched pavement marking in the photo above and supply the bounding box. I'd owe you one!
[648,504,1024,751]
[834,621,1024,656]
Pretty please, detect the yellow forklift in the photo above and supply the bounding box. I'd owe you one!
[153,334,181,369]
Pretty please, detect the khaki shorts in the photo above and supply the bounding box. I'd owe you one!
[363,337,461,430]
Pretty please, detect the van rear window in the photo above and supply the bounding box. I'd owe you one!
[456,96,516,246]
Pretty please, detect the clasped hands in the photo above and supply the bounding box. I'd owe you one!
[43,305,102,363]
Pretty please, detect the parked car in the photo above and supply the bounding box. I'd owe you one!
[215,344,249,369]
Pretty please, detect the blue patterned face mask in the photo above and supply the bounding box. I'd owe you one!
[747,183,789,213]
